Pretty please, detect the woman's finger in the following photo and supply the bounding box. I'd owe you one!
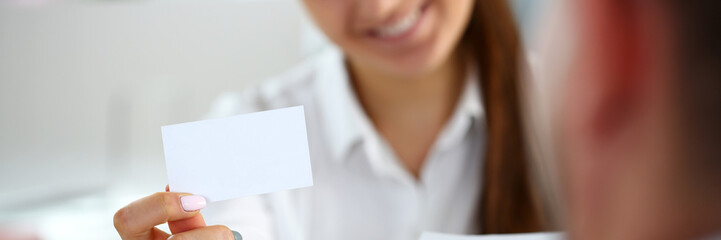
[167,225,236,240]
[114,192,207,239]
[169,213,206,234]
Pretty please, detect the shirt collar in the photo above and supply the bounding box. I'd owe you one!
[433,65,483,152]
[315,47,483,163]
[458,62,483,121]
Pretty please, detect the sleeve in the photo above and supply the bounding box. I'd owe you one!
[201,87,276,240]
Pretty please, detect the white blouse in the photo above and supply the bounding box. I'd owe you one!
[202,46,485,240]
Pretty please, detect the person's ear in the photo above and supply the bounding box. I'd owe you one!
[578,0,649,146]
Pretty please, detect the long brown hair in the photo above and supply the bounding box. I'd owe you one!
[462,0,549,233]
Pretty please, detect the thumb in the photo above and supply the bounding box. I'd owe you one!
[165,185,208,234]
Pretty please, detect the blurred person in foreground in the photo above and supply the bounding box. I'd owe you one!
[531,0,721,239]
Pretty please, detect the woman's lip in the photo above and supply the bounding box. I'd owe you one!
[367,2,430,42]
[373,9,421,38]
[379,1,428,27]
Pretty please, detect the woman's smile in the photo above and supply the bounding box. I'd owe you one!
[368,1,431,43]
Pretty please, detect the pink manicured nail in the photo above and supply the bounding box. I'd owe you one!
[180,195,206,211]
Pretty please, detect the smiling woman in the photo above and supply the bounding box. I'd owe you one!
[113,0,550,239]
[308,0,553,232]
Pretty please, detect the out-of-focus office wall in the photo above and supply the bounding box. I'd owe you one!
[0,1,326,239]
[0,0,542,239]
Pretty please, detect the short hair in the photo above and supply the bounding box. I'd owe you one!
[669,0,721,181]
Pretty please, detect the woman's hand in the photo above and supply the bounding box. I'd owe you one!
[113,187,236,240]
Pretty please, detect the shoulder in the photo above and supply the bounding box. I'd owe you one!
[205,48,339,118]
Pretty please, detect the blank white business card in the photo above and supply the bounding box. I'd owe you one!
[162,106,313,202]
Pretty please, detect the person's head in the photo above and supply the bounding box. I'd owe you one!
[302,0,549,234]
[536,0,721,239]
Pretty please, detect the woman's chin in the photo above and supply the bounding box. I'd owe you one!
[379,59,447,79]
[389,53,455,78]
[351,38,457,79]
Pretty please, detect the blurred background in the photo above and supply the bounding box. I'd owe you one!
[0,0,544,239]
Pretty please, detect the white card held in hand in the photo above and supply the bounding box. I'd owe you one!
[161,106,313,202]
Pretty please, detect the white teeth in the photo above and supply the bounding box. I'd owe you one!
[375,8,421,38]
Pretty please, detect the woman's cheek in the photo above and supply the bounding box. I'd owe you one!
[309,4,356,48]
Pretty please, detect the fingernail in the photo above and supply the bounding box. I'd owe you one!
[232,230,243,240]
[180,195,206,211]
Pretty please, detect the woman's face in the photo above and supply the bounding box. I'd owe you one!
[302,0,475,77]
